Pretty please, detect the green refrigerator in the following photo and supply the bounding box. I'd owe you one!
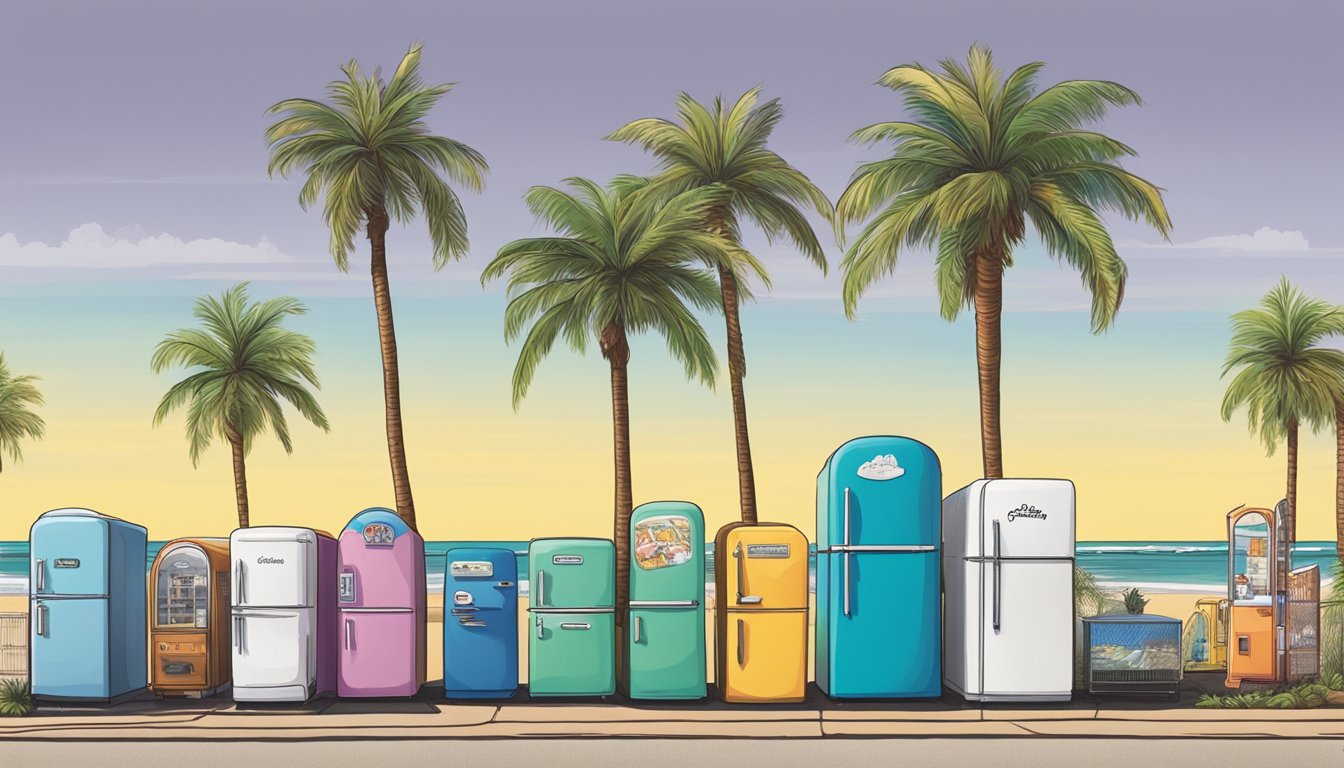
[528,538,616,697]
[626,501,706,700]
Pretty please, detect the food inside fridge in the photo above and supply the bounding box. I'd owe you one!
[634,515,693,570]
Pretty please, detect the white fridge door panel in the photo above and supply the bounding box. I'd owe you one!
[232,539,313,608]
[980,560,1073,697]
[980,480,1075,559]
[231,609,314,691]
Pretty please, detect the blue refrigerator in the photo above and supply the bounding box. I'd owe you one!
[443,547,518,699]
[29,507,148,704]
[816,436,942,699]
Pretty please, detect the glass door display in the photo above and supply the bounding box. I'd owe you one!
[1230,514,1272,606]
[156,545,210,628]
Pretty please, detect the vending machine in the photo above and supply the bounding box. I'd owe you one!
[150,538,231,697]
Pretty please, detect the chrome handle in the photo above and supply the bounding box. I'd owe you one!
[843,551,852,617]
[536,616,544,639]
[843,487,851,547]
[233,616,241,650]
[632,615,641,644]
[34,559,45,592]
[35,603,47,636]
[345,619,353,650]
[736,619,745,667]
[992,520,1002,632]
[536,570,545,607]
[235,560,244,604]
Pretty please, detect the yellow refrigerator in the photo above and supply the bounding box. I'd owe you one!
[714,522,808,703]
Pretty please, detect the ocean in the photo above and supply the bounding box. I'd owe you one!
[2,540,1339,597]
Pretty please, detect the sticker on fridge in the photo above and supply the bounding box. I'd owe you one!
[634,515,693,570]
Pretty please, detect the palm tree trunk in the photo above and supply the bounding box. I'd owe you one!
[1335,399,1343,564]
[601,323,634,624]
[973,251,1005,478]
[367,208,417,532]
[707,208,759,524]
[1286,419,1299,546]
[226,423,250,529]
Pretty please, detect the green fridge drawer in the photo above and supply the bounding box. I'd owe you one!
[528,611,615,697]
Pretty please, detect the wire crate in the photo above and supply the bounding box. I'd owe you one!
[1083,614,1182,698]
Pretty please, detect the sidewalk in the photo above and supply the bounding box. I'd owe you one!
[3,690,1343,741]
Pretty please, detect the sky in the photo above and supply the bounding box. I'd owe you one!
[0,0,1342,543]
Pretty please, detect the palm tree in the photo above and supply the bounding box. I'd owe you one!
[152,283,331,529]
[607,89,833,524]
[835,45,1172,477]
[482,176,726,624]
[0,353,45,473]
[1220,277,1344,546]
[266,43,487,531]
[1336,395,1344,564]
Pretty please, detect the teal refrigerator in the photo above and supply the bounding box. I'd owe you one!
[527,538,615,697]
[626,501,706,700]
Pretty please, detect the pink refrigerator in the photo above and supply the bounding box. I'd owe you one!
[336,508,426,697]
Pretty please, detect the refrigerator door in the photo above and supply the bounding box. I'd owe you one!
[31,516,109,597]
[980,559,1074,699]
[528,610,616,696]
[979,480,1075,559]
[154,544,211,629]
[820,437,941,549]
[722,526,808,610]
[231,609,313,695]
[628,606,705,699]
[445,549,518,698]
[339,609,418,697]
[825,551,940,697]
[529,539,614,610]
[337,509,423,609]
[232,536,313,609]
[722,609,807,703]
[30,597,110,699]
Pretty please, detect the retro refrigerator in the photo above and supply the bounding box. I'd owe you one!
[443,547,519,699]
[626,501,706,700]
[150,538,231,697]
[816,436,942,699]
[337,508,426,698]
[528,538,616,697]
[29,508,148,704]
[230,526,337,703]
[943,479,1076,702]
[714,522,808,703]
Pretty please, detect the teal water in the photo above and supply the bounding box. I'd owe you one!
[3,540,1338,595]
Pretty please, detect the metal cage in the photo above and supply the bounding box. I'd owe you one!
[1083,614,1183,698]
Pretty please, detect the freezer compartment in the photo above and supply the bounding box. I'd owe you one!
[528,610,615,697]
[230,536,314,609]
[30,513,111,597]
[30,597,110,700]
[817,436,941,550]
[721,609,807,703]
[823,551,940,698]
[718,525,808,610]
[628,606,706,700]
[231,609,314,700]
[528,539,615,610]
[338,609,419,697]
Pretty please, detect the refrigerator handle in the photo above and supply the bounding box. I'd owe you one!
[632,614,641,644]
[345,618,353,650]
[736,619,745,667]
[34,559,44,593]
[733,543,762,605]
[536,615,544,639]
[992,520,1002,632]
[843,487,851,547]
[35,602,46,636]
[235,559,244,605]
[843,551,852,617]
[536,570,545,607]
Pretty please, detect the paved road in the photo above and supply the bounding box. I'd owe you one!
[2,738,1341,767]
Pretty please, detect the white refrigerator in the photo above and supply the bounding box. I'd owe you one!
[943,479,1076,702]
[230,527,336,703]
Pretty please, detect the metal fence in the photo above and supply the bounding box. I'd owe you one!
[0,612,26,677]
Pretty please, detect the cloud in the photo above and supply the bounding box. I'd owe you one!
[0,223,288,269]
[1184,226,1311,252]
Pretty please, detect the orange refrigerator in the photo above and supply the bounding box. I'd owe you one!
[714,522,808,703]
